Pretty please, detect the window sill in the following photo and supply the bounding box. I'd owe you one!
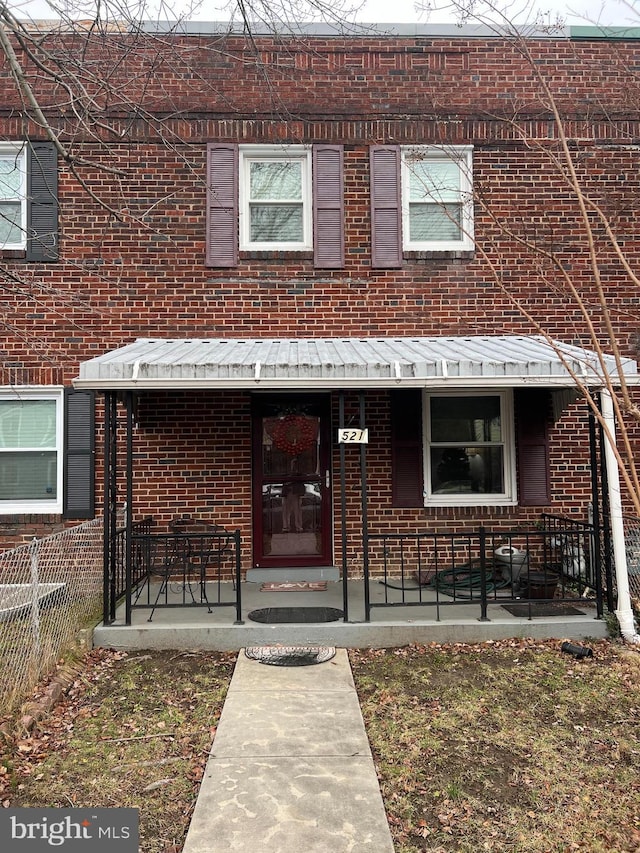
[1,504,62,516]
[425,498,517,508]
[0,249,27,260]
[404,249,475,261]
[240,250,314,260]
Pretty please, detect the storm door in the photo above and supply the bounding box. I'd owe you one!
[252,395,332,569]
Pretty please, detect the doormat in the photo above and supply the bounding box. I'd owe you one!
[248,606,344,624]
[245,646,336,666]
[502,603,586,618]
[260,581,328,592]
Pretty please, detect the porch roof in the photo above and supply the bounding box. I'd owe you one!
[73,335,638,390]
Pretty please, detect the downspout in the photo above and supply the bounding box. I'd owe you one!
[600,389,640,644]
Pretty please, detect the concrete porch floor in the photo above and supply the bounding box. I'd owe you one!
[92,578,609,650]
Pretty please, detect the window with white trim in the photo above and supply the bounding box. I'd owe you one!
[239,145,312,251]
[0,389,63,513]
[0,143,27,250]
[424,391,515,506]
[402,146,474,251]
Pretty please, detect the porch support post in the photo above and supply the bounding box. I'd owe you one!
[124,390,134,626]
[588,407,604,618]
[339,392,349,622]
[600,389,640,644]
[359,392,371,621]
[598,418,615,613]
[103,391,118,625]
[477,526,489,621]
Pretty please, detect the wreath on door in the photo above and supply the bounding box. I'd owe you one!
[272,414,317,455]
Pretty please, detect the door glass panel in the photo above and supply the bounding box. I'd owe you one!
[261,414,322,557]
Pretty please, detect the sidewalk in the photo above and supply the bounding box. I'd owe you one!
[182,648,395,853]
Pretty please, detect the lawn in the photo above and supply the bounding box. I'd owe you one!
[350,639,640,853]
[1,639,639,853]
[0,648,236,853]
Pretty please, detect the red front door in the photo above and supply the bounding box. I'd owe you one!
[252,395,332,569]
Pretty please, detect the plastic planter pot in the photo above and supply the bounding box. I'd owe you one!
[523,571,559,599]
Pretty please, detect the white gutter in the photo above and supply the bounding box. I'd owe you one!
[72,375,596,391]
[601,389,640,644]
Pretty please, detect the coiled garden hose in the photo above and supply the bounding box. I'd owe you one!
[428,561,511,598]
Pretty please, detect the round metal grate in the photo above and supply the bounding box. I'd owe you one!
[245,646,336,666]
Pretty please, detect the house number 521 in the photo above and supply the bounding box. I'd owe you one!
[337,428,369,444]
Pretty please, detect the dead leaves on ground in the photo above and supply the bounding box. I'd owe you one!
[350,639,640,853]
[0,648,235,853]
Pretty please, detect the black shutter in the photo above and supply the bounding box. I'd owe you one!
[391,389,424,507]
[63,388,95,519]
[515,389,551,506]
[27,142,58,262]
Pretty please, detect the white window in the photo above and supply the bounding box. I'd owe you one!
[402,146,474,251]
[0,389,63,513]
[0,143,27,250]
[424,391,515,506]
[239,145,312,251]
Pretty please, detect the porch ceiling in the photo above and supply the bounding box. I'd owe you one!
[72,335,638,390]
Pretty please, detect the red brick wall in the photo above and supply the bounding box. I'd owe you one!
[1,30,638,554]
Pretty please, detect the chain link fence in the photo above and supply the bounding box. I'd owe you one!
[0,517,103,717]
[623,516,640,603]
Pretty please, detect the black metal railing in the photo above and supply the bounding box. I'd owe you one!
[105,516,154,623]
[107,520,242,625]
[129,527,242,624]
[364,516,600,622]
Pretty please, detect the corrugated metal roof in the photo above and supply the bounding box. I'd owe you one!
[73,336,638,390]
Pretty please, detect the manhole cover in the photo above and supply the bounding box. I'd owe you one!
[247,606,344,624]
[245,646,336,666]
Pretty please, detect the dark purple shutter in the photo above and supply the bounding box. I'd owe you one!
[516,389,551,506]
[370,145,402,269]
[313,144,344,268]
[206,143,238,267]
[391,390,424,507]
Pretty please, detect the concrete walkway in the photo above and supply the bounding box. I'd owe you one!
[182,648,395,853]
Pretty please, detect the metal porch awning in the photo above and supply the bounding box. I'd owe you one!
[73,335,638,390]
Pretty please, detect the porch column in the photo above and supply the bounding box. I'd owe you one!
[588,408,604,619]
[124,390,134,626]
[600,389,640,644]
[339,392,349,621]
[359,392,370,620]
[103,391,118,625]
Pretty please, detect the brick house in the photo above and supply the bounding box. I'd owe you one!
[1,22,639,622]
